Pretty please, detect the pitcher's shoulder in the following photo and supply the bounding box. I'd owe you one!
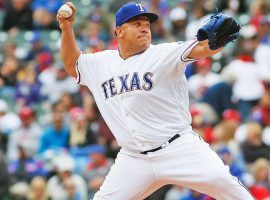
[89,49,117,58]
[152,41,186,49]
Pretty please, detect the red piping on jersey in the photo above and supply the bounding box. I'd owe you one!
[180,40,198,62]
[76,60,81,84]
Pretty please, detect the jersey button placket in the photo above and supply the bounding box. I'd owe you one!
[121,95,128,116]
[121,92,126,100]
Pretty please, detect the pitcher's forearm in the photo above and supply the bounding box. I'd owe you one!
[188,40,223,60]
[57,2,80,78]
[61,27,81,77]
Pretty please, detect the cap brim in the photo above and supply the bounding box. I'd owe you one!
[125,12,158,25]
[141,13,159,23]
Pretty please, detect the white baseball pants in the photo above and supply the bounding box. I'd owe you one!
[93,131,254,200]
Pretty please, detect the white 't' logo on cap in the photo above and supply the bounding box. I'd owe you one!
[136,4,144,12]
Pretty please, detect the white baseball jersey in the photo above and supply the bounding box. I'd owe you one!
[75,40,198,152]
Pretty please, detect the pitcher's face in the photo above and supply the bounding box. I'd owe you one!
[117,16,152,52]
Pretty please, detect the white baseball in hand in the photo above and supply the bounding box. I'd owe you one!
[58,4,73,18]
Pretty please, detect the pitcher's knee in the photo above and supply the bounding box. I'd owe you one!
[206,168,235,189]
[205,168,254,199]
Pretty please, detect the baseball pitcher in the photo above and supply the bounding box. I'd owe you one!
[57,2,254,200]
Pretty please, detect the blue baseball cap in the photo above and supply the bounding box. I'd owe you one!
[115,3,158,27]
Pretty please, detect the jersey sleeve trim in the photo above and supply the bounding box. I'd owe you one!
[180,40,199,62]
[75,61,81,84]
[75,52,83,84]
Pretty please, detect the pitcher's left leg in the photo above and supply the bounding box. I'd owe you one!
[155,132,255,200]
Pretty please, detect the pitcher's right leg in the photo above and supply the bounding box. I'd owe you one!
[93,150,159,200]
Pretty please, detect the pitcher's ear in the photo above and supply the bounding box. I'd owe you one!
[115,27,123,38]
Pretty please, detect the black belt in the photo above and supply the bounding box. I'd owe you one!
[140,134,180,154]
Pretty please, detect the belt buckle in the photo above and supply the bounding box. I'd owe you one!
[161,141,169,149]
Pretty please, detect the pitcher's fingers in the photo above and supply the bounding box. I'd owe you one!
[66,2,77,14]
[56,13,61,21]
[56,13,64,22]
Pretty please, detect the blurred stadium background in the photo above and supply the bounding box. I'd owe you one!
[0,0,269,199]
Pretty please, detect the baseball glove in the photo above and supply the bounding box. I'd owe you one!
[196,13,241,50]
